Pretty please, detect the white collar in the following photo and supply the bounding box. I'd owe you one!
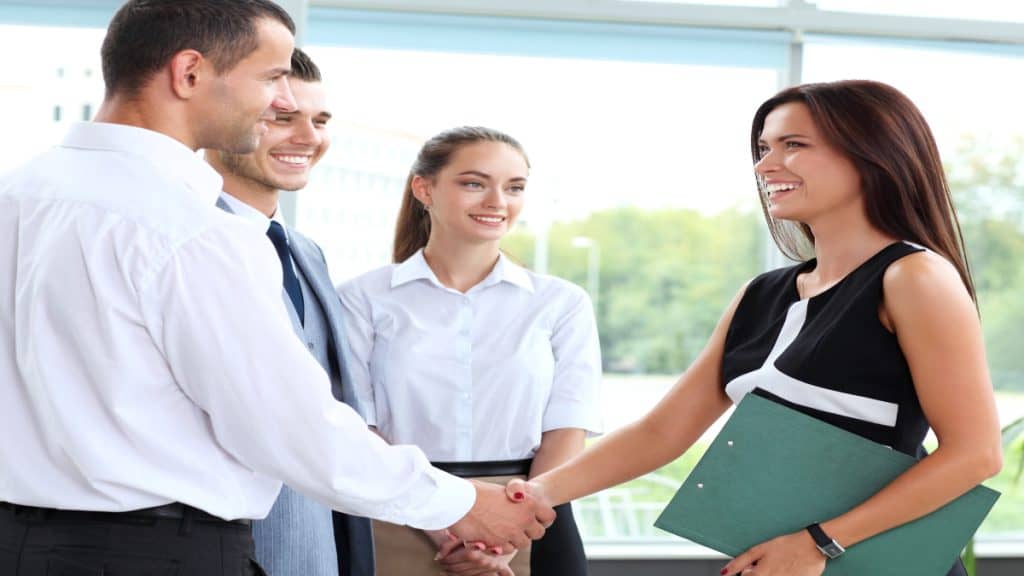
[62,122,223,207]
[391,249,534,293]
[218,191,286,237]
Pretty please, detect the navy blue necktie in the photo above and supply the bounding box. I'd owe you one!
[266,221,304,325]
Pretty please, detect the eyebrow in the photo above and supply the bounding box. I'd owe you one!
[456,171,527,181]
[758,132,809,143]
[274,110,333,120]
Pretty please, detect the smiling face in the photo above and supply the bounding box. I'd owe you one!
[412,140,529,247]
[196,18,296,154]
[754,102,863,226]
[212,78,331,197]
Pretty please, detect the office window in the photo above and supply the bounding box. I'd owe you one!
[304,9,787,546]
[0,24,105,168]
[804,35,1024,539]
[815,0,1024,22]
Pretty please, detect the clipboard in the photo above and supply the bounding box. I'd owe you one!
[654,393,999,575]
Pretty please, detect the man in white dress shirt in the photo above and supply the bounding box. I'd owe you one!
[0,1,553,574]
[206,48,374,576]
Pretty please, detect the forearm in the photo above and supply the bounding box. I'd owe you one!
[529,428,585,478]
[824,443,1001,548]
[534,418,698,506]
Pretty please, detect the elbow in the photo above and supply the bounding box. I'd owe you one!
[938,440,1003,483]
[963,441,1003,482]
[978,444,1003,481]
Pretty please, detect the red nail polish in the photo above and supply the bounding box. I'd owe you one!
[720,569,728,575]
[513,492,524,500]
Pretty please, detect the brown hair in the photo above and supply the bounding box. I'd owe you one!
[750,80,975,301]
[101,0,295,98]
[290,47,321,83]
[392,126,529,263]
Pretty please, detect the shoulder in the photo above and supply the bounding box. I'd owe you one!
[337,263,398,301]
[883,249,970,305]
[524,269,591,308]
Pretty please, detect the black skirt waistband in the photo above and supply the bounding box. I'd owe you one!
[431,459,532,478]
[0,501,250,526]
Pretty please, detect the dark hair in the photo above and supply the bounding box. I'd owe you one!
[290,47,321,83]
[393,126,529,263]
[750,79,975,301]
[101,0,296,98]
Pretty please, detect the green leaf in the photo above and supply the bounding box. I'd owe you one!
[1001,416,1024,449]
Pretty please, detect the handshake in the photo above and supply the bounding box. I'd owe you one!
[432,478,552,576]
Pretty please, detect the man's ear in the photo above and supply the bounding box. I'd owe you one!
[168,49,206,99]
[410,175,433,208]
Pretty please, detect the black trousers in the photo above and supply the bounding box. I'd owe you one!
[0,504,265,576]
[531,502,588,576]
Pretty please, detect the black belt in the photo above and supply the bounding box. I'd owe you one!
[432,459,532,478]
[0,501,251,526]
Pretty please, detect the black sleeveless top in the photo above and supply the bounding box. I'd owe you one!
[722,241,929,458]
[721,241,966,576]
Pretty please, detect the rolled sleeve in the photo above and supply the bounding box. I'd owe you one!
[543,287,603,436]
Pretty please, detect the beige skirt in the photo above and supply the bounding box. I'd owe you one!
[372,474,531,576]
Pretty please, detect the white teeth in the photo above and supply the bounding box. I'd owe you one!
[472,215,504,223]
[765,182,799,194]
[274,155,310,165]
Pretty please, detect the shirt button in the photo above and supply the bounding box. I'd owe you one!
[307,342,315,350]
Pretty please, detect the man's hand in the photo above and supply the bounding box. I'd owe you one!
[448,480,555,554]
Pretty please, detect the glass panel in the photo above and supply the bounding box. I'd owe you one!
[815,0,1024,22]
[304,43,779,543]
[0,24,106,170]
[619,0,779,5]
[805,36,1024,539]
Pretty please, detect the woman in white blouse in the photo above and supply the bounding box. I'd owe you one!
[339,126,602,576]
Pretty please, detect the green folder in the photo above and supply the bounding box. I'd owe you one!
[654,393,1000,576]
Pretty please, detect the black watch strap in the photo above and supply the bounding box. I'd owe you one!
[806,523,845,559]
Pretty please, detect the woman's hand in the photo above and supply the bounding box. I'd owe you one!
[504,478,552,509]
[432,529,513,576]
[721,530,826,576]
[437,545,516,576]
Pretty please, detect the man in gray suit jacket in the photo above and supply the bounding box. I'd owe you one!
[206,48,374,576]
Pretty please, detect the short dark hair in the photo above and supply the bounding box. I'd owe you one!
[101,0,296,97]
[290,47,321,83]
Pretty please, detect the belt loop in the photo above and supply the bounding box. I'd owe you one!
[178,505,194,536]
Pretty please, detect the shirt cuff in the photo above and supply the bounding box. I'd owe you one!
[543,399,603,437]
[389,467,477,531]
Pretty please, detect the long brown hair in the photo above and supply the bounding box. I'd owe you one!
[392,126,529,263]
[750,80,976,301]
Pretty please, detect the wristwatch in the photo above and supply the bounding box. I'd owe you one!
[805,523,845,559]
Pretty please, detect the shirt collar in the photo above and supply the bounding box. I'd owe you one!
[391,249,534,293]
[218,191,285,237]
[62,122,223,207]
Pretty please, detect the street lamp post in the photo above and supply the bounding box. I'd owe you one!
[571,236,600,311]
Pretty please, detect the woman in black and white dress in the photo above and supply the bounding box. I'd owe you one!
[504,80,1002,576]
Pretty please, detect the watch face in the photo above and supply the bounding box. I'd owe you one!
[821,542,845,559]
